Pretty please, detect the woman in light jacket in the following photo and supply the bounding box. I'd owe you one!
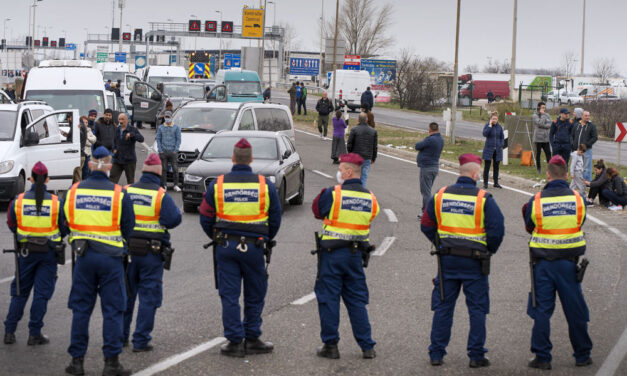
[482,111,504,188]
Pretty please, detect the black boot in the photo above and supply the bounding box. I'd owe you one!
[528,357,551,370]
[65,357,84,375]
[362,348,376,359]
[102,355,132,376]
[316,343,340,359]
[27,334,50,346]
[132,344,154,353]
[244,338,274,354]
[4,333,16,344]
[220,341,245,358]
[469,357,491,368]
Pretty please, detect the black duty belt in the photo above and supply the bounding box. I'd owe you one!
[215,232,267,253]
[440,248,489,259]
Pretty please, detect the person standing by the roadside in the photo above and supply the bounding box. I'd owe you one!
[316,92,334,138]
[550,108,573,164]
[5,84,16,101]
[532,102,552,174]
[287,82,297,115]
[110,114,144,185]
[573,107,583,125]
[296,82,303,115]
[347,112,378,187]
[263,87,271,102]
[482,111,504,189]
[94,109,117,152]
[156,111,182,191]
[363,107,375,128]
[415,122,444,218]
[570,110,597,182]
[360,87,374,112]
[298,82,308,115]
[331,110,348,164]
[87,109,98,130]
[82,115,97,179]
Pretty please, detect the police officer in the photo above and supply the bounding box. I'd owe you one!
[199,138,281,357]
[420,153,504,368]
[522,155,593,370]
[61,146,135,376]
[123,154,182,352]
[4,162,68,345]
[311,153,379,359]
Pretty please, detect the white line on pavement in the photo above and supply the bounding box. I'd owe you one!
[383,208,398,223]
[132,336,226,376]
[596,326,627,376]
[312,169,333,179]
[373,236,396,256]
[291,292,316,305]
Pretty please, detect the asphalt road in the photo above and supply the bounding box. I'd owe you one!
[272,91,627,165]
[0,128,625,376]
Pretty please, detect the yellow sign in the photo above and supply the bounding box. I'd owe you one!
[242,8,264,38]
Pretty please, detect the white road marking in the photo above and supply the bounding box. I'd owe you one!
[291,292,316,305]
[372,236,396,256]
[132,336,226,376]
[312,169,333,179]
[596,326,627,376]
[383,208,398,223]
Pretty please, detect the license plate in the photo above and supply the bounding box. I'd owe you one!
[178,167,187,173]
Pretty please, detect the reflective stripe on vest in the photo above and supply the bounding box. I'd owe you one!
[15,193,61,242]
[65,182,124,248]
[321,185,379,242]
[126,185,166,234]
[435,186,487,246]
[215,175,270,225]
[530,190,586,249]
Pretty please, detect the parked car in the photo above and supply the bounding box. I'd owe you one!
[160,82,206,110]
[214,69,264,103]
[182,131,304,213]
[543,89,561,103]
[595,94,621,102]
[558,92,583,105]
[460,80,509,101]
[143,65,188,85]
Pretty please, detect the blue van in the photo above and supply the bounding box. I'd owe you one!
[214,69,264,103]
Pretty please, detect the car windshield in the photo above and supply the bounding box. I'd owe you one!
[25,90,104,116]
[148,76,187,85]
[163,84,205,98]
[103,72,127,83]
[202,136,278,160]
[174,107,237,133]
[0,111,17,141]
[226,81,262,96]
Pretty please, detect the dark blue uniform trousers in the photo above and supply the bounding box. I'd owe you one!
[68,250,127,359]
[314,247,375,350]
[4,248,57,336]
[123,252,164,348]
[217,242,267,343]
[429,274,489,361]
[527,259,592,363]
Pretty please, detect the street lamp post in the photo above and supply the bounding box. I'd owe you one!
[118,0,125,53]
[260,0,267,84]
[216,10,223,72]
[31,0,43,67]
[3,18,10,42]
[450,0,461,144]
[267,1,276,86]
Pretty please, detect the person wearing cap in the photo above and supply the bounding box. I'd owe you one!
[61,146,136,376]
[87,109,98,130]
[420,153,505,368]
[532,102,553,174]
[156,111,182,191]
[311,152,380,360]
[550,108,574,164]
[522,154,593,370]
[123,153,182,352]
[199,138,282,357]
[3,162,69,346]
[94,108,117,152]
[570,110,597,182]
[110,113,145,185]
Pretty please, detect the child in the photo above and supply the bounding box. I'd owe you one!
[570,144,586,197]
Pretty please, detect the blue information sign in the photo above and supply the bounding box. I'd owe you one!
[65,43,76,51]
[135,55,147,70]
[114,52,127,63]
[224,53,241,69]
[289,58,320,76]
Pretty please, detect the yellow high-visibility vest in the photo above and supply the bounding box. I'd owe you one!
[530,191,586,250]
[321,185,379,242]
[15,193,61,243]
[435,186,487,249]
[214,174,270,235]
[126,185,166,234]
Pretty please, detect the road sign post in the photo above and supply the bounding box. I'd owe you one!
[615,122,627,166]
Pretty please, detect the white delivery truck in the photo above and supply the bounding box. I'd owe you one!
[327,70,371,111]
[143,65,188,86]
[97,62,142,108]
[24,60,116,117]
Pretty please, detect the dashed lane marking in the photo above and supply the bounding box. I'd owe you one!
[311,169,333,179]
[372,236,396,256]
[384,208,398,223]
[291,292,316,305]
[132,336,226,376]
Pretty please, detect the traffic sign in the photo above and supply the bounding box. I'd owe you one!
[51,40,57,47]
[189,63,211,79]
[169,55,177,65]
[189,19,201,32]
[290,57,320,76]
[114,52,126,63]
[242,8,264,38]
[205,21,217,32]
[224,53,241,69]
[616,122,627,143]
[65,43,77,51]
[122,33,131,41]
[97,52,108,63]
[42,37,49,47]
[135,55,147,70]
[221,21,233,33]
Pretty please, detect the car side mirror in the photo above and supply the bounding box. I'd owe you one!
[282,150,291,159]
[194,148,200,159]
[24,130,39,146]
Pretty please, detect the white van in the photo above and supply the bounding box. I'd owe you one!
[97,62,141,109]
[143,65,188,86]
[24,60,115,117]
[327,70,371,111]
[0,101,80,202]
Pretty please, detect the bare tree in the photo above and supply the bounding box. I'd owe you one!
[560,50,577,78]
[391,50,448,110]
[464,64,479,73]
[592,57,618,85]
[325,0,394,57]
[482,58,510,74]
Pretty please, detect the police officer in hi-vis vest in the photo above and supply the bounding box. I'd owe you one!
[311,153,379,360]
[4,162,68,346]
[61,146,136,376]
[200,138,282,357]
[522,155,593,370]
[123,153,181,352]
[420,153,504,368]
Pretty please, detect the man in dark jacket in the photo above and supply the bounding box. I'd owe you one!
[110,113,144,184]
[94,109,117,151]
[570,110,597,182]
[316,92,334,138]
[549,108,573,164]
[263,87,271,102]
[287,83,297,115]
[360,87,374,111]
[415,122,444,218]
[347,112,378,187]
[5,84,16,101]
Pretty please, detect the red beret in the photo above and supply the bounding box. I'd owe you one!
[459,153,482,166]
[339,153,364,166]
[144,153,162,166]
[549,155,566,166]
[234,138,252,149]
[32,161,48,176]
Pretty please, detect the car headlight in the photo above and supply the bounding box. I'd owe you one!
[184,173,203,183]
[266,176,276,183]
[0,160,14,174]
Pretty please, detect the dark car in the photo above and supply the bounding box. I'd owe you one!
[182,131,304,213]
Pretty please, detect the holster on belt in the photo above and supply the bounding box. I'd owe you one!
[128,238,162,257]
[25,237,50,254]
[53,243,66,265]
[440,247,492,275]
[71,239,88,257]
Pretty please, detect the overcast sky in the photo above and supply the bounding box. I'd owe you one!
[3,0,625,75]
